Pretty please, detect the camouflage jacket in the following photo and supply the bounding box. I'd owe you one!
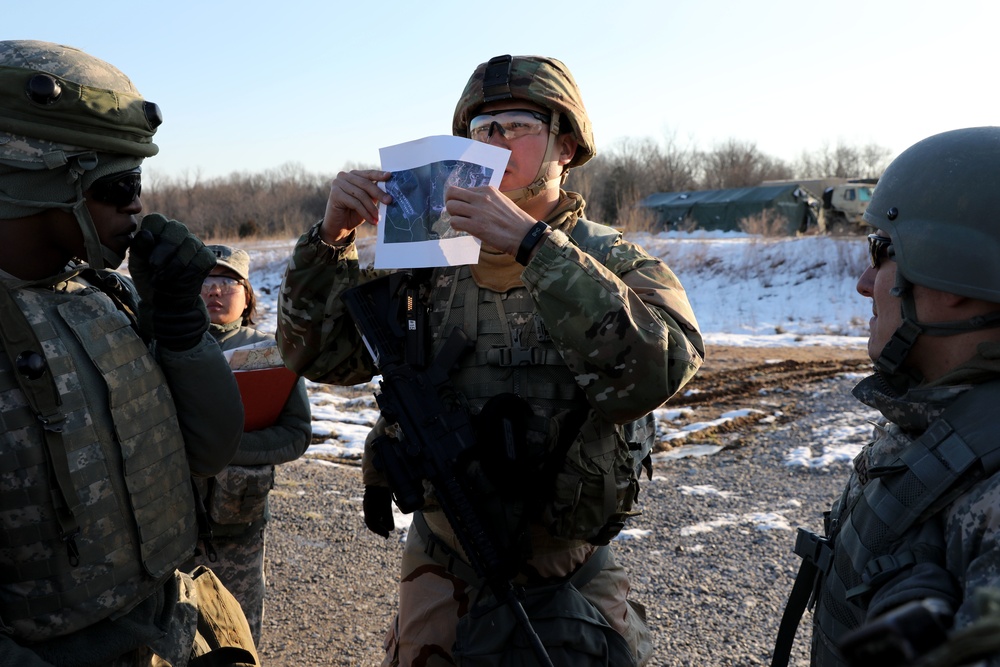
[191,322,311,538]
[810,357,1000,666]
[278,190,702,481]
[278,191,702,407]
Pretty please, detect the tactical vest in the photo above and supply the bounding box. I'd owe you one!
[425,219,655,545]
[0,279,197,641]
[772,381,1000,666]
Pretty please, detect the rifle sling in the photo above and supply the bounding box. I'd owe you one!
[771,557,818,667]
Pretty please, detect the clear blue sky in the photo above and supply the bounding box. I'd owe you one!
[7,0,996,182]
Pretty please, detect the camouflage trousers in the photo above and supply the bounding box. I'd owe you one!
[381,510,652,666]
[187,527,266,647]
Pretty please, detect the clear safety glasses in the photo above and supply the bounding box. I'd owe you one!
[201,275,244,296]
[469,109,551,143]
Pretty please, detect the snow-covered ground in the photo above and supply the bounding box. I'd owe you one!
[241,230,878,536]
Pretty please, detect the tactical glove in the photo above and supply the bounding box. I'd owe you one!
[363,485,394,538]
[129,214,215,351]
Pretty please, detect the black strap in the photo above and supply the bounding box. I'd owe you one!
[515,221,549,266]
[771,557,818,667]
[482,54,513,102]
[187,646,258,667]
[772,528,833,666]
[192,479,218,563]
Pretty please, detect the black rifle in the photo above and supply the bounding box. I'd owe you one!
[342,272,554,667]
[838,598,953,666]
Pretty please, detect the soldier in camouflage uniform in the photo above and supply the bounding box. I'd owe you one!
[185,244,312,646]
[0,41,257,665]
[771,127,1000,667]
[276,54,704,665]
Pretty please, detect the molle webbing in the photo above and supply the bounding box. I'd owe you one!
[780,381,1000,664]
[0,285,82,558]
[428,265,582,414]
[0,282,196,640]
[424,218,620,414]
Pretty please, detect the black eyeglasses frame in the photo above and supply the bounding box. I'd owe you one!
[867,234,895,269]
[88,168,142,208]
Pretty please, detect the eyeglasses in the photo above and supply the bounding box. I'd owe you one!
[201,276,244,295]
[87,168,142,207]
[469,109,551,143]
[867,234,895,269]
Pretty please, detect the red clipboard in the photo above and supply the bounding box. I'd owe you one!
[233,366,299,432]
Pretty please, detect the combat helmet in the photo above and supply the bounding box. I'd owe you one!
[0,40,162,270]
[863,126,1000,375]
[453,55,594,204]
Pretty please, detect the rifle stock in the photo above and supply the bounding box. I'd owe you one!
[342,273,554,667]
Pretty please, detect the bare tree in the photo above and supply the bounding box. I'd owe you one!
[698,139,792,189]
[142,162,330,239]
[566,134,698,223]
[794,142,891,179]
[137,136,892,238]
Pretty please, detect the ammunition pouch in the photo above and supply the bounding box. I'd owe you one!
[208,465,275,527]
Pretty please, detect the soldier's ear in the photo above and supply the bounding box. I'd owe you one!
[556,134,578,167]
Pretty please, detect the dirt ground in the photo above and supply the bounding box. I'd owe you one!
[699,344,868,374]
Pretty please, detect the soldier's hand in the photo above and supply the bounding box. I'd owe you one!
[444,184,537,256]
[320,170,393,245]
[363,485,394,538]
[129,214,215,351]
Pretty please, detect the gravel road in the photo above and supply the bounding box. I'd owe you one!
[255,346,873,666]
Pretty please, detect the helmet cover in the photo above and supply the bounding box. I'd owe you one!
[453,55,595,168]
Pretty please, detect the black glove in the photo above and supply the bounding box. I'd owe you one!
[129,214,216,351]
[363,485,394,538]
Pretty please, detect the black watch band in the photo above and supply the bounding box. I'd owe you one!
[515,221,550,266]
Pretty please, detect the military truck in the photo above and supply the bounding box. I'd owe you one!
[761,178,878,235]
[816,180,877,234]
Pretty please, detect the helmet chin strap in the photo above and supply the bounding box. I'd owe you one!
[501,114,566,206]
[874,277,923,377]
[71,195,124,269]
[875,272,1000,377]
[0,152,122,271]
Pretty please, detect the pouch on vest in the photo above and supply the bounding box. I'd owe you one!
[544,409,642,545]
[208,465,275,525]
[451,577,635,666]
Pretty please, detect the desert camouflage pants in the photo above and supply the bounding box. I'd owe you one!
[188,528,266,647]
[381,510,652,666]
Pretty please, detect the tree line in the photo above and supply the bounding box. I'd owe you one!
[141,138,891,239]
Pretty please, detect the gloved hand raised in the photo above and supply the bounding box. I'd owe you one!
[128,214,215,351]
[363,485,394,538]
